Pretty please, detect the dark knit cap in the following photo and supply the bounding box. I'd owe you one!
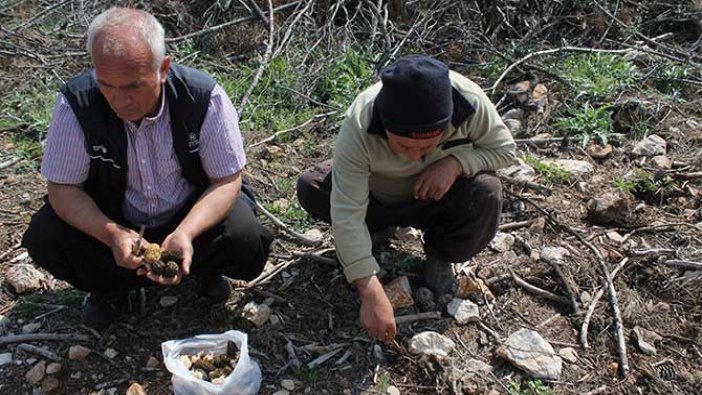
[376,55,453,138]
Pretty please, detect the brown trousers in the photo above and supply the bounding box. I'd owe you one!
[296,160,502,263]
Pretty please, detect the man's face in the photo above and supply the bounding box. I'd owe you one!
[386,131,442,161]
[92,34,169,122]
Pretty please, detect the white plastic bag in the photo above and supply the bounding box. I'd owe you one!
[162,330,261,395]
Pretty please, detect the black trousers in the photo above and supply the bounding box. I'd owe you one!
[296,160,502,263]
[21,194,273,292]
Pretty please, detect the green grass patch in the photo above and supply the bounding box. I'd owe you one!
[556,53,637,97]
[553,103,613,147]
[292,366,317,383]
[614,169,677,204]
[314,47,375,113]
[1,87,56,167]
[525,156,572,185]
[508,378,553,395]
[654,61,689,98]
[377,372,391,394]
[11,289,85,319]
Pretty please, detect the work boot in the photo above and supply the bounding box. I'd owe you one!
[195,275,231,303]
[423,255,457,296]
[82,291,126,330]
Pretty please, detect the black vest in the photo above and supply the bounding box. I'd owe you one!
[60,64,215,222]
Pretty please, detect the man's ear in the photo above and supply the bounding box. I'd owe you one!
[159,56,171,83]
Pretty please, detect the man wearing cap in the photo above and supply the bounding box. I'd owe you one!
[296,55,515,341]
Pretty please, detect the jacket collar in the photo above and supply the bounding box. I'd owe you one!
[367,87,476,137]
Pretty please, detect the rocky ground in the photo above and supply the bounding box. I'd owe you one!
[1,1,702,394]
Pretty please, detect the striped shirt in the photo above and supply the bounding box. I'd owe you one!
[41,84,246,227]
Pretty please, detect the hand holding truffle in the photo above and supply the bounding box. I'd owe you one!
[131,231,192,285]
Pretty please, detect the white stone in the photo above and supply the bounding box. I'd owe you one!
[281,379,295,391]
[159,296,178,307]
[465,358,492,374]
[25,360,45,386]
[22,322,41,334]
[6,264,46,294]
[103,348,118,359]
[650,155,672,170]
[503,119,523,134]
[559,347,579,363]
[302,228,324,243]
[632,134,666,157]
[243,301,271,327]
[498,158,536,184]
[0,314,8,334]
[271,391,290,395]
[126,383,147,395]
[408,331,455,357]
[41,376,60,392]
[383,276,414,309]
[68,345,90,360]
[446,298,480,325]
[45,362,62,375]
[502,108,524,121]
[497,328,562,380]
[540,246,570,264]
[386,385,401,395]
[541,159,594,178]
[0,353,12,366]
[489,232,514,253]
[633,326,662,356]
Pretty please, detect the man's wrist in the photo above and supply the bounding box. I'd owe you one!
[354,275,382,299]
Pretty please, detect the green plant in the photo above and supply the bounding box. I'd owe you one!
[1,87,56,165]
[655,62,688,98]
[292,367,317,383]
[314,47,375,112]
[614,169,677,204]
[525,156,572,185]
[377,372,391,394]
[507,378,553,395]
[553,103,613,147]
[557,53,637,96]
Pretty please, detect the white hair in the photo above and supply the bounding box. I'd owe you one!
[86,7,165,69]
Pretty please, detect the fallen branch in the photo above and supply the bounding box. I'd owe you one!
[248,111,337,148]
[0,156,22,171]
[0,333,90,346]
[256,201,321,246]
[541,255,580,314]
[487,46,633,93]
[507,267,571,305]
[662,260,702,271]
[394,311,441,325]
[672,171,702,180]
[506,191,630,377]
[238,0,275,113]
[580,257,631,349]
[165,2,300,43]
[17,343,61,362]
[500,175,551,196]
[498,219,535,231]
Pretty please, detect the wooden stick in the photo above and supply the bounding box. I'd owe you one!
[509,190,630,377]
[500,175,551,196]
[498,219,535,231]
[0,333,90,346]
[662,260,702,271]
[507,267,571,305]
[255,201,321,246]
[487,46,633,93]
[17,343,61,362]
[248,111,337,148]
[580,258,631,348]
[166,2,300,43]
[541,255,580,314]
[394,311,441,325]
[238,0,275,113]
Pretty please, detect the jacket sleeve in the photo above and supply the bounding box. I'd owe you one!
[450,89,516,176]
[330,116,380,283]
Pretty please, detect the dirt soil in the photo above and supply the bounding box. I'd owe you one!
[1,1,702,395]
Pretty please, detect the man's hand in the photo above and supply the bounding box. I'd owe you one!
[137,230,194,285]
[354,275,396,342]
[109,225,143,270]
[413,155,463,201]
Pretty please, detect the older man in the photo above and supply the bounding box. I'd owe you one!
[22,8,272,329]
[297,55,515,341]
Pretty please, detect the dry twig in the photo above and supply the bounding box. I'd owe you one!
[239,0,275,113]
[0,333,90,346]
